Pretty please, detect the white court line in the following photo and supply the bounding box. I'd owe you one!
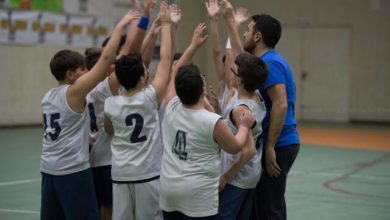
[290,171,390,181]
[0,178,40,187]
[0,208,39,214]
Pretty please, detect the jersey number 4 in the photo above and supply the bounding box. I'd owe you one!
[172,130,188,160]
[125,113,147,143]
[43,113,62,141]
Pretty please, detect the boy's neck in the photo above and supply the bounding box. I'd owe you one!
[124,84,144,97]
[238,87,257,101]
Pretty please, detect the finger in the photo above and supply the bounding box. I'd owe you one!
[211,90,218,98]
[274,162,281,173]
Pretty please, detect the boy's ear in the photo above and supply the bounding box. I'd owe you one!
[66,70,75,82]
[140,74,148,85]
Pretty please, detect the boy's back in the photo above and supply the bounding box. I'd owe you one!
[41,85,90,175]
[104,85,162,181]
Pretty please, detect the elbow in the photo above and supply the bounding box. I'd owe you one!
[275,102,288,113]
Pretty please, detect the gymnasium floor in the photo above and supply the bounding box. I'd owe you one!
[0,123,389,220]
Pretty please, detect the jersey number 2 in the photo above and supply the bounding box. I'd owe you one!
[125,113,147,143]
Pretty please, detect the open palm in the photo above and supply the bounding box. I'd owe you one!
[169,4,182,25]
[234,7,249,24]
[206,0,220,18]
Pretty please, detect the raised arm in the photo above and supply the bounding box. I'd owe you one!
[121,0,155,54]
[219,105,257,191]
[206,0,224,83]
[164,23,208,104]
[169,3,182,55]
[151,1,173,106]
[220,0,246,54]
[67,11,140,113]
[140,16,161,67]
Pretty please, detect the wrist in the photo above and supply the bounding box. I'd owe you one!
[210,16,218,22]
[222,173,230,181]
[137,16,150,30]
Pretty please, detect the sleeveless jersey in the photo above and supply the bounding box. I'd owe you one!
[221,94,266,189]
[159,97,222,217]
[86,78,112,167]
[221,88,238,117]
[104,85,163,182]
[41,85,90,175]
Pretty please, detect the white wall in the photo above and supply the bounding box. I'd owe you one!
[0,0,389,125]
[0,44,84,126]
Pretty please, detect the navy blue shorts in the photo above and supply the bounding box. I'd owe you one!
[92,165,113,206]
[41,168,99,220]
[219,184,254,220]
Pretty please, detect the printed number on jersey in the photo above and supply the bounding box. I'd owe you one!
[125,113,147,143]
[43,113,62,141]
[88,103,98,132]
[172,130,188,160]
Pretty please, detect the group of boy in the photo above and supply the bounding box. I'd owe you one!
[40,0,300,220]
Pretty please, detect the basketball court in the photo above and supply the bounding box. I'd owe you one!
[0,124,389,220]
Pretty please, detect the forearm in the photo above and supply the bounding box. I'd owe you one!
[223,133,256,180]
[226,18,244,54]
[176,43,199,67]
[119,19,143,56]
[101,25,126,64]
[266,105,287,149]
[210,19,224,81]
[141,31,158,67]
[222,147,254,180]
[232,125,250,149]
[223,48,234,89]
[160,24,172,61]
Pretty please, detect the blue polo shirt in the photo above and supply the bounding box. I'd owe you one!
[259,49,300,148]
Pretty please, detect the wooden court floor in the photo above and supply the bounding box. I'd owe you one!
[0,124,389,220]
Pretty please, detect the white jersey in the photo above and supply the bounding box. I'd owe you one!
[104,85,163,182]
[220,94,266,189]
[87,78,113,167]
[221,87,238,117]
[160,97,222,217]
[41,85,90,175]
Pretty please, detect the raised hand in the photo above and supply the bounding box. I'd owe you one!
[234,7,249,25]
[169,4,182,26]
[159,1,170,24]
[131,0,142,13]
[219,0,234,19]
[143,0,156,17]
[117,10,142,28]
[205,0,220,19]
[191,23,208,47]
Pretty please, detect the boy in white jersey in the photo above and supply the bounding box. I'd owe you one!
[40,11,139,220]
[86,2,157,220]
[218,53,268,220]
[160,63,256,219]
[103,2,172,220]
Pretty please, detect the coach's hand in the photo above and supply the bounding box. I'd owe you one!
[265,147,281,177]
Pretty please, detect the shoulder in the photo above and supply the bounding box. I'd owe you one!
[104,96,118,111]
[165,96,181,114]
